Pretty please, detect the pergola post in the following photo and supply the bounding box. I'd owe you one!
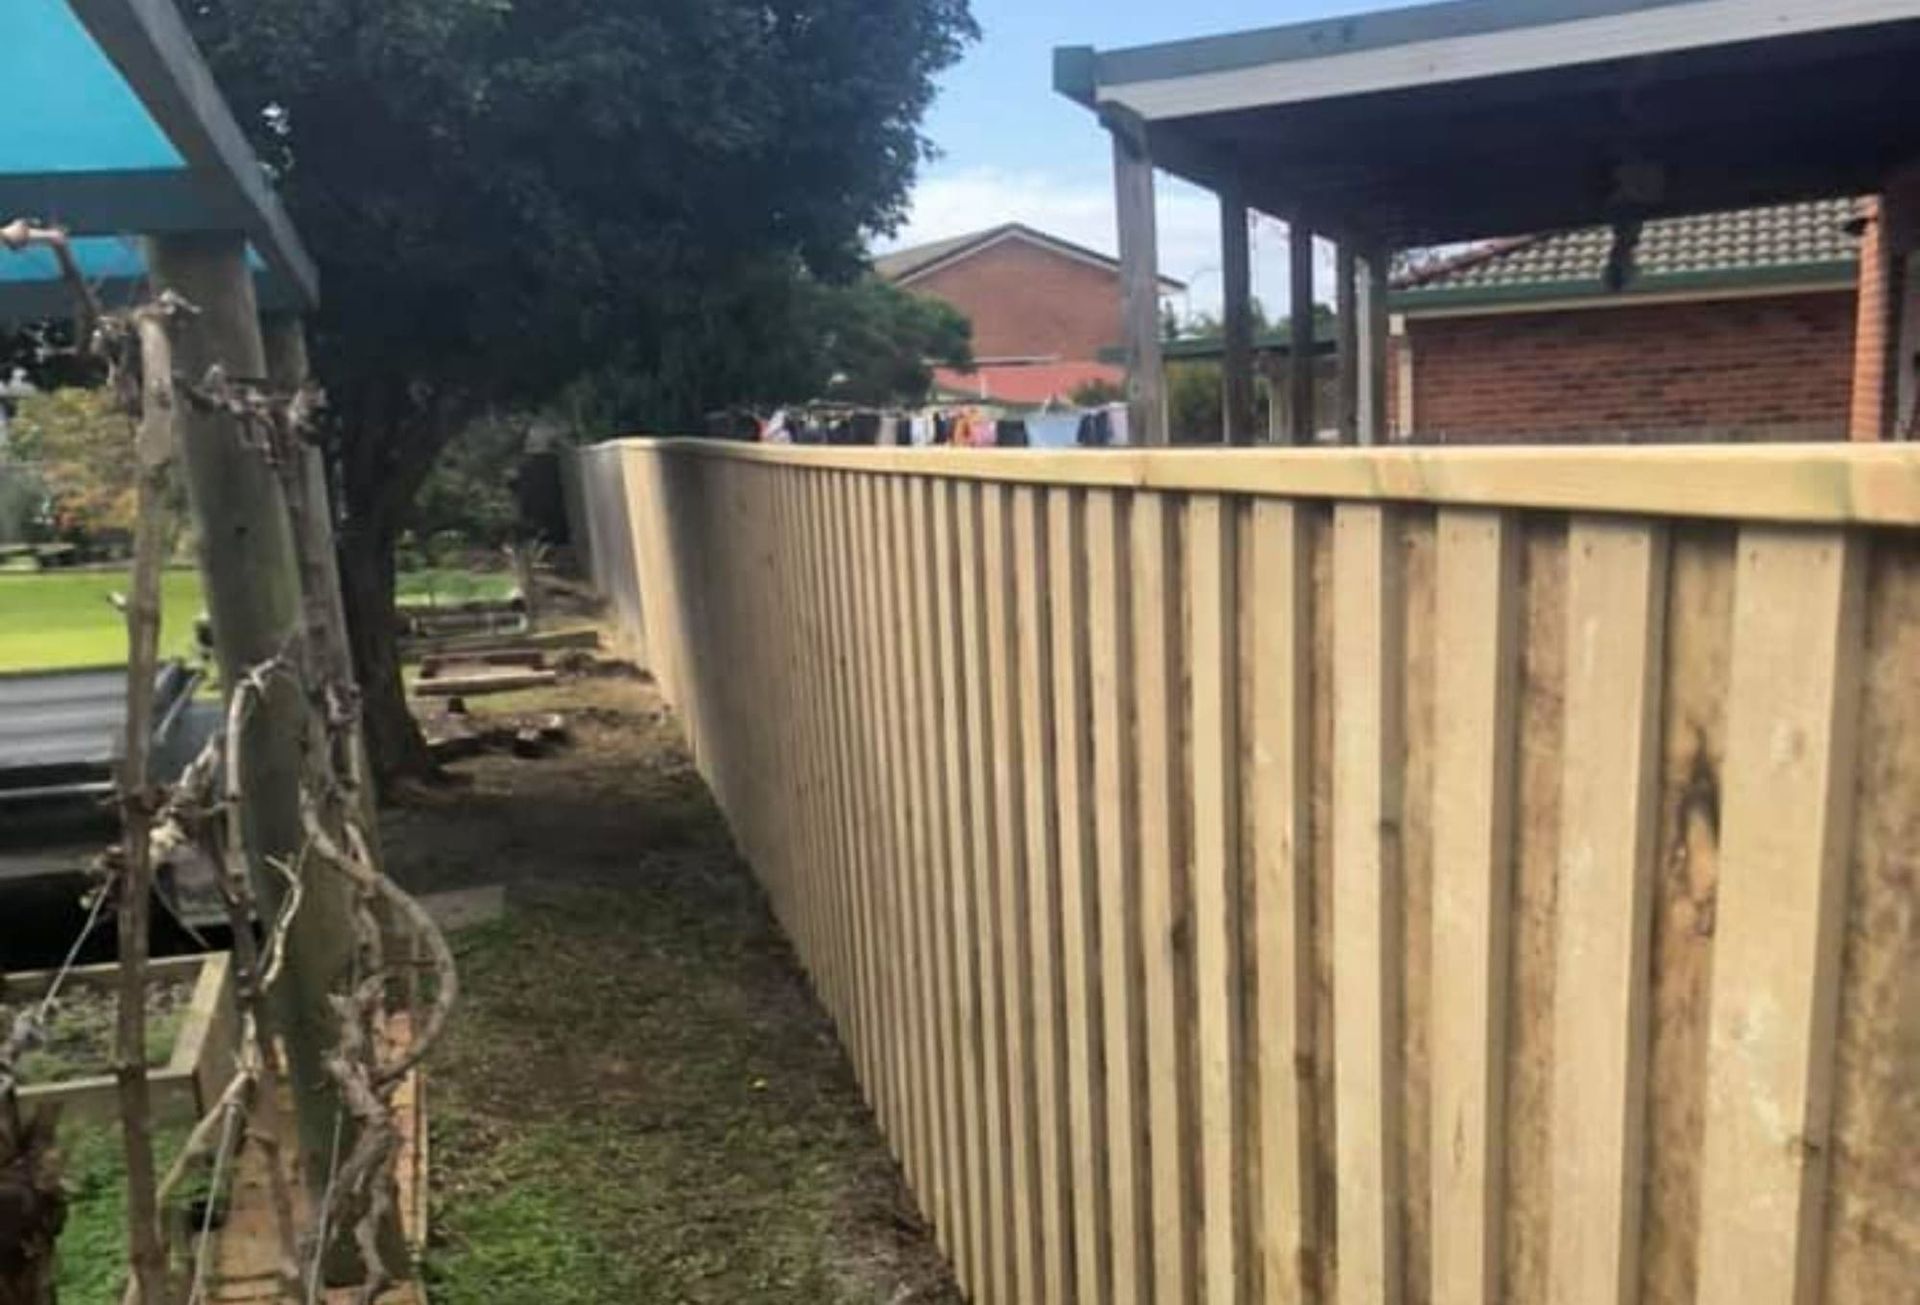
[144,235,362,1214]
[1336,244,1360,445]
[1289,221,1317,444]
[1888,172,1920,440]
[1221,190,1256,445]
[1356,246,1392,446]
[1108,108,1168,447]
[261,315,382,833]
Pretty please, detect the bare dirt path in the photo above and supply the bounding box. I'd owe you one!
[382,672,958,1303]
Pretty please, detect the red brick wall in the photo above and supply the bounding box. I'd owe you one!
[903,237,1124,363]
[1402,290,1857,443]
[1849,199,1891,441]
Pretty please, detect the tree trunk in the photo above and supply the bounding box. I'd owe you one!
[0,1105,63,1305]
[338,518,436,793]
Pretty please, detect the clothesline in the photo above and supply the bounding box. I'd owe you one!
[752,402,1131,449]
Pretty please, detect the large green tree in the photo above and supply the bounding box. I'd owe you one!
[189,0,975,785]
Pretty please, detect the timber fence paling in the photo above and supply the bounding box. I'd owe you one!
[601,438,1920,1305]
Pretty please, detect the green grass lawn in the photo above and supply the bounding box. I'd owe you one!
[0,570,205,673]
[394,567,517,607]
[0,567,516,673]
[57,1121,199,1305]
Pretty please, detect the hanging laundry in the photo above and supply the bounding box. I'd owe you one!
[1076,409,1111,447]
[953,409,991,447]
[1030,413,1080,449]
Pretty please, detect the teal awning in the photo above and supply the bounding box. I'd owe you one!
[0,0,314,326]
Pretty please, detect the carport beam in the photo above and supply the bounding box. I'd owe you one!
[1110,108,1169,446]
[1221,189,1256,445]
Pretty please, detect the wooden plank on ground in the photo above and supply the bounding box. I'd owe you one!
[1134,490,1197,1305]
[1249,499,1317,1303]
[1332,501,1407,1305]
[1430,508,1521,1305]
[1549,516,1668,1305]
[1089,489,1151,1305]
[411,669,557,698]
[1190,493,1247,1305]
[1696,527,1865,1305]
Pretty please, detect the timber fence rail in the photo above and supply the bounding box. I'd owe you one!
[572,437,1920,1305]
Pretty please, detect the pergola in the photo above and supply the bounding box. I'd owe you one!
[2,0,374,1260]
[1056,0,1920,446]
[2,0,314,325]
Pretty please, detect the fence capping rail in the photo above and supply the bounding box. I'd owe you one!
[586,437,1920,528]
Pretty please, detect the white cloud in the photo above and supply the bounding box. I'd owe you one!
[879,165,1336,321]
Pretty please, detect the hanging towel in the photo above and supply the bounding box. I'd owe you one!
[1029,414,1080,449]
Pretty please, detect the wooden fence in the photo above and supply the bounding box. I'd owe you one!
[570,438,1920,1305]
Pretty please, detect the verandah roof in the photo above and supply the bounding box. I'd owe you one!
[1056,0,1920,249]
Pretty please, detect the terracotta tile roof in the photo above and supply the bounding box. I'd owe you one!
[1395,199,1861,304]
[874,222,1184,290]
[931,360,1124,407]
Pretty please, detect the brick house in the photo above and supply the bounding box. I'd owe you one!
[1388,199,1861,443]
[875,223,1181,406]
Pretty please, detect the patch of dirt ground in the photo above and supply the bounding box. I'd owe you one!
[382,672,959,1303]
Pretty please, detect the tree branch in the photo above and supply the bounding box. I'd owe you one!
[111,293,192,1305]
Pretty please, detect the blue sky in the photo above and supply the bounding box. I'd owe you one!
[878,0,1384,317]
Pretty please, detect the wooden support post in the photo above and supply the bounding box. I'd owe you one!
[1289,221,1316,445]
[260,315,378,831]
[1109,108,1168,447]
[1357,247,1391,446]
[1335,244,1359,445]
[148,238,398,1280]
[1883,169,1920,440]
[1221,191,1256,446]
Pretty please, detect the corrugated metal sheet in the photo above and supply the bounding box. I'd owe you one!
[0,661,198,800]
